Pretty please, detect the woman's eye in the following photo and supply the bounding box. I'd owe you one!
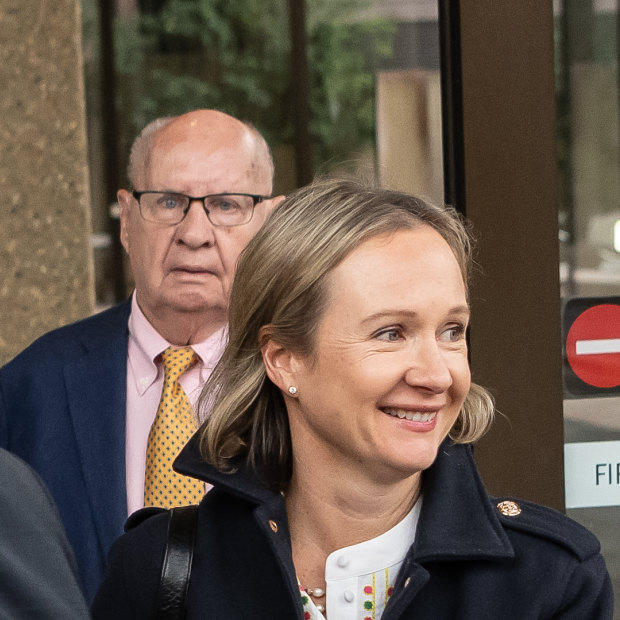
[376,328,402,342]
[441,324,466,342]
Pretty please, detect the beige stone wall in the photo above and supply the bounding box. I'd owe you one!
[0,0,94,366]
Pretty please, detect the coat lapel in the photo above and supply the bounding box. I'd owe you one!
[65,301,130,559]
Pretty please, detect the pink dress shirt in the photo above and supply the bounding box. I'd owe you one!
[125,293,227,515]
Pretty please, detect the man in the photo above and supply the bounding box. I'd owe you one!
[0,448,89,619]
[0,110,282,602]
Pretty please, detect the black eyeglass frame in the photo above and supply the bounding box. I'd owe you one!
[131,190,271,226]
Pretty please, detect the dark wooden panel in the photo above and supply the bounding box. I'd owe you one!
[441,1,565,510]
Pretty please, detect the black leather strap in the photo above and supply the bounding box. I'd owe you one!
[156,505,199,620]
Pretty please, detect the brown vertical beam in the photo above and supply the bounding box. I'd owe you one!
[438,0,465,214]
[452,2,565,510]
[99,0,126,301]
[288,0,313,186]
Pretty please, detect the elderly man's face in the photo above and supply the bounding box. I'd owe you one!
[118,116,274,337]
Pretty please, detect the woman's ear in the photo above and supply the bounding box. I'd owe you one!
[260,325,299,393]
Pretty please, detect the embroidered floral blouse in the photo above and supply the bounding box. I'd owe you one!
[299,498,421,620]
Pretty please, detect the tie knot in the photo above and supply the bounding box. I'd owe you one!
[160,346,197,381]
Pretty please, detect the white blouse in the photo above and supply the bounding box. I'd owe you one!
[299,498,422,620]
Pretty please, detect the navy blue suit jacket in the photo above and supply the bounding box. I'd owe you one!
[0,299,132,603]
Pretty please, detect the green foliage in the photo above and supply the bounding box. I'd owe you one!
[111,0,395,174]
[309,18,394,168]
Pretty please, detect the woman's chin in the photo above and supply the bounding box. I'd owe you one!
[361,442,442,484]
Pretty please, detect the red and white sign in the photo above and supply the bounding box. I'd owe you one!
[566,304,620,389]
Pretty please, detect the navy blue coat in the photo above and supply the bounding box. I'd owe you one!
[92,438,613,619]
[0,299,132,603]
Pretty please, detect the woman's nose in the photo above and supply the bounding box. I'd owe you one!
[403,340,453,394]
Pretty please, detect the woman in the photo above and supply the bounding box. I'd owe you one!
[93,179,612,619]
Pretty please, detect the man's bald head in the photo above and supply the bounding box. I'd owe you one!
[128,110,274,192]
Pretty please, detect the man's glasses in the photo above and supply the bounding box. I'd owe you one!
[132,191,271,226]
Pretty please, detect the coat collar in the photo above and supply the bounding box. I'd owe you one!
[175,436,514,563]
[174,431,278,505]
[414,442,514,562]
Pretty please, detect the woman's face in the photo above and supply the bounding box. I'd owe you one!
[287,225,471,484]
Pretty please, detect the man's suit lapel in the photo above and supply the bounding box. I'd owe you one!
[65,300,130,560]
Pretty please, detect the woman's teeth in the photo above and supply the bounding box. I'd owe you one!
[384,409,437,422]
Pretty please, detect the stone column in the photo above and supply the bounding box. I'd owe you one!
[0,0,94,366]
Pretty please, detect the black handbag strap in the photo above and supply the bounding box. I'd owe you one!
[156,504,199,620]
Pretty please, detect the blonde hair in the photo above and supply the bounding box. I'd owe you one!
[198,177,494,490]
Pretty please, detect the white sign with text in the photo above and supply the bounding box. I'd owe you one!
[565,441,620,509]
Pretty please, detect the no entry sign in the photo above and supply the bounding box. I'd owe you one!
[563,297,620,397]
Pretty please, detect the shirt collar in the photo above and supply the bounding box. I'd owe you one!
[325,498,422,579]
[127,292,228,395]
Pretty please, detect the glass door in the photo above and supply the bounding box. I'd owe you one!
[556,0,620,613]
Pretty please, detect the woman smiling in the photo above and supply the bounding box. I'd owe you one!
[93,179,611,619]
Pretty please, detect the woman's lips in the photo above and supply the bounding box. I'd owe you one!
[381,408,438,422]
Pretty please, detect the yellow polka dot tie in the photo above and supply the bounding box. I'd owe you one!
[144,347,204,508]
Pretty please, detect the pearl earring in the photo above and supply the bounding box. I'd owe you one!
[288,386,298,395]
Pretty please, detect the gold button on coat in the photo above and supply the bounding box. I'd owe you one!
[496,500,522,516]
